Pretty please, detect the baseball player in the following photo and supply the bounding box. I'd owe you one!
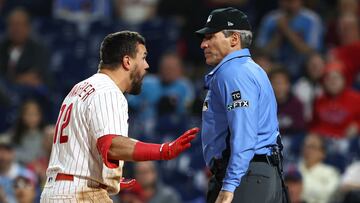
[40,31,199,202]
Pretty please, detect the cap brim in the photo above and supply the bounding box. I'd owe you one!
[195,27,222,37]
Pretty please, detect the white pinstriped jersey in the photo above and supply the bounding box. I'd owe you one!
[46,73,128,194]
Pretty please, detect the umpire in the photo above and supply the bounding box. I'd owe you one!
[196,7,288,203]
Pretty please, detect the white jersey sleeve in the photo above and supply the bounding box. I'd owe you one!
[89,91,128,139]
[88,91,128,194]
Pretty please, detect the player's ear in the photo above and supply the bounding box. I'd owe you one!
[121,55,131,71]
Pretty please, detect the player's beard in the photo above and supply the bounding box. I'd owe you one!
[129,64,144,95]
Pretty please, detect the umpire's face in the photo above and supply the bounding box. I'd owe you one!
[129,44,149,95]
[200,31,234,66]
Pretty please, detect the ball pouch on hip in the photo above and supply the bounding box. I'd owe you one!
[271,135,291,203]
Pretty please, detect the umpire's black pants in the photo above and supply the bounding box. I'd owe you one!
[207,161,283,203]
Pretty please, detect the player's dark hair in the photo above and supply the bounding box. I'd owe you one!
[98,31,145,70]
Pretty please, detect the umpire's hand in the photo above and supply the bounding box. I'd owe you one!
[215,191,234,203]
[160,127,199,160]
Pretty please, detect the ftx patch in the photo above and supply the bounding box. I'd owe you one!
[228,90,249,111]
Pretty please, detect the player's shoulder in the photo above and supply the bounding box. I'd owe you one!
[80,73,126,101]
[86,73,120,91]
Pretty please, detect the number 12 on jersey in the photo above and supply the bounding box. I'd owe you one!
[54,103,73,144]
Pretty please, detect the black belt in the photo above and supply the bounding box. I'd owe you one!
[251,154,271,164]
[211,154,272,175]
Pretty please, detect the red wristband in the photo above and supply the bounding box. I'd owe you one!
[132,141,163,161]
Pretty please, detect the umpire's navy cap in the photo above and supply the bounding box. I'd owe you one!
[195,7,251,37]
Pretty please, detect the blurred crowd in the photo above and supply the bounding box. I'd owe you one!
[0,0,360,203]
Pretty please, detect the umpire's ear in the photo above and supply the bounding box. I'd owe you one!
[121,55,131,71]
[230,32,241,48]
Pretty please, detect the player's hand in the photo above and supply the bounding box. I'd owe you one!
[120,177,137,189]
[215,191,234,203]
[160,127,199,160]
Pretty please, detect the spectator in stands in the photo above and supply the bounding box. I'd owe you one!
[336,12,360,47]
[270,68,306,162]
[326,0,359,48]
[154,52,195,137]
[0,8,50,88]
[157,52,194,114]
[340,161,360,203]
[293,53,325,121]
[299,134,340,203]
[0,135,36,203]
[133,161,181,203]
[127,52,194,137]
[285,166,307,203]
[328,13,360,87]
[11,99,45,165]
[13,175,36,203]
[256,0,323,80]
[0,8,53,125]
[27,124,54,186]
[270,68,306,136]
[310,61,360,139]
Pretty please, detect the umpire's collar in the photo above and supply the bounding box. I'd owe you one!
[204,48,251,89]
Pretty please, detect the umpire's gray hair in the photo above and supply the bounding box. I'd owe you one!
[222,30,253,48]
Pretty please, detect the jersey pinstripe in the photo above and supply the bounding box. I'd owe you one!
[46,73,128,194]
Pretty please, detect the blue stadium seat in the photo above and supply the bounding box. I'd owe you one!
[139,17,180,73]
[50,37,94,96]
[349,137,360,161]
[87,22,111,57]
[32,18,78,47]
